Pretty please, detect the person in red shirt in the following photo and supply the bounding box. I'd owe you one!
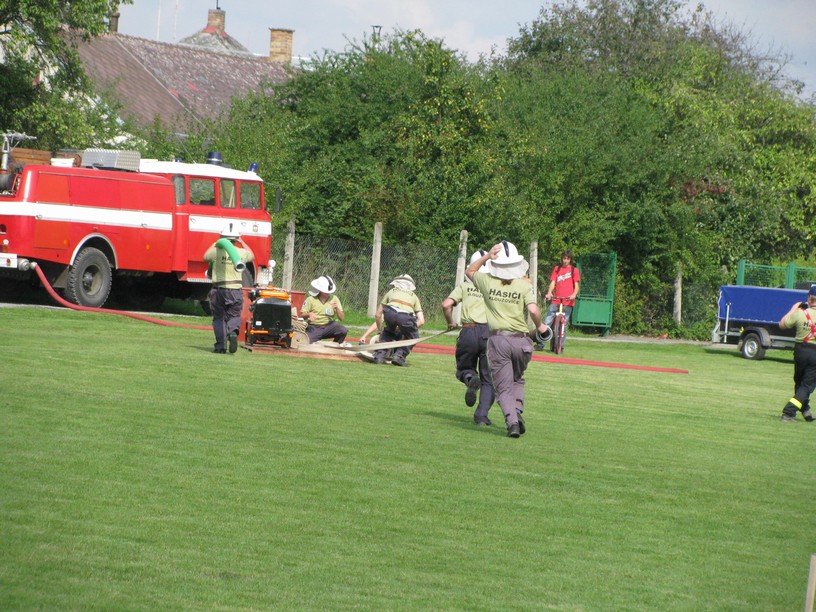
[543,249,581,338]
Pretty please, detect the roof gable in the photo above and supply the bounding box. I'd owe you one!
[78,33,290,131]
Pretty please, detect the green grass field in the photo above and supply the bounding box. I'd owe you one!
[2,306,815,610]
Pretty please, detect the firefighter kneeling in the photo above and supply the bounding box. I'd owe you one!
[301,275,348,345]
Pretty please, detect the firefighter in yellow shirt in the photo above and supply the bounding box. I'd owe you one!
[301,275,347,344]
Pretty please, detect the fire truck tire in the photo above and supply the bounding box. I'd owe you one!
[65,247,112,308]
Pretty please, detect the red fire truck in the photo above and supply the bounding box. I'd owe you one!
[0,136,274,309]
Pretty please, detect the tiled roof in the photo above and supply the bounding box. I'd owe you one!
[77,33,290,131]
[179,26,252,55]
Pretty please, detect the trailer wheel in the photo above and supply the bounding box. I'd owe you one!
[741,332,765,360]
[65,247,112,307]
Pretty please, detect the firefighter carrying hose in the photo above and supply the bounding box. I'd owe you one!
[204,224,254,354]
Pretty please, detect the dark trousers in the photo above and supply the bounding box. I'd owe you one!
[209,287,243,350]
[377,307,418,361]
[306,321,348,344]
[455,324,494,419]
[787,342,816,413]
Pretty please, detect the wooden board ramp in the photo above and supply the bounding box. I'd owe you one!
[244,329,452,362]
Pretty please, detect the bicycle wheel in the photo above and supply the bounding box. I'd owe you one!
[554,318,565,354]
[551,316,563,353]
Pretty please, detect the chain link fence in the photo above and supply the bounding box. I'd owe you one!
[737,260,816,290]
[680,281,717,329]
[739,263,788,288]
[272,232,459,325]
[268,225,729,333]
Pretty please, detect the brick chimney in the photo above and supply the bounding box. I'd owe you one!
[207,8,225,32]
[108,12,120,33]
[269,28,294,63]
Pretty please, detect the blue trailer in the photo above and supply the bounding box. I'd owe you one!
[712,285,807,359]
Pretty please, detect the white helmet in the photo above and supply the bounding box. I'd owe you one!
[487,240,529,280]
[390,274,416,291]
[469,249,489,273]
[308,275,337,296]
[220,223,240,239]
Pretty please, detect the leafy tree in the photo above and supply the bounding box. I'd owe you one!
[210,30,494,246]
[0,0,130,148]
[500,0,816,330]
[186,0,816,335]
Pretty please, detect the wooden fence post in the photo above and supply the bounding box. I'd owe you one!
[282,219,295,291]
[673,261,683,324]
[529,240,539,299]
[453,230,469,324]
[368,222,383,317]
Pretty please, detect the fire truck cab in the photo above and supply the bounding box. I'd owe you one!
[0,140,273,309]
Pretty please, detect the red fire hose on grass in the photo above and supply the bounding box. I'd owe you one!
[31,262,211,331]
[30,263,690,373]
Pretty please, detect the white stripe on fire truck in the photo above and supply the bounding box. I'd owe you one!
[1,204,272,236]
[2,202,172,230]
[188,215,272,237]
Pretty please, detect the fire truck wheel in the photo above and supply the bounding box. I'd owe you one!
[65,247,112,308]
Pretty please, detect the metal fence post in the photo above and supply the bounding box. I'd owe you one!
[368,222,383,317]
[787,262,797,289]
[736,259,745,285]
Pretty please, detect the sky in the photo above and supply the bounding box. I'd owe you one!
[116,0,816,98]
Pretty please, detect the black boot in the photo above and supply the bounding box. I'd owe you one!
[465,377,479,407]
[781,403,798,422]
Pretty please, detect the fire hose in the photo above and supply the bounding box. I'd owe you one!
[31,262,211,331]
[207,238,246,278]
[215,238,246,272]
[30,262,455,351]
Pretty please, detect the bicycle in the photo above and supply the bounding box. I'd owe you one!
[549,298,569,354]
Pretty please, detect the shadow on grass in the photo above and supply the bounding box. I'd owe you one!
[703,347,793,364]
[424,410,507,436]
